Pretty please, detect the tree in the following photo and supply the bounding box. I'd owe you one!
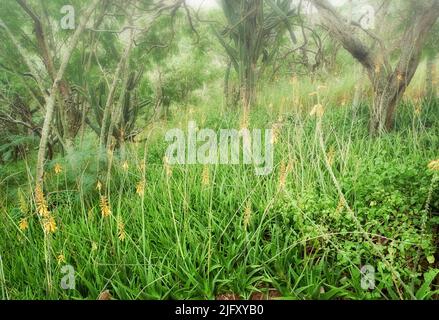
[310,0,439,134]
[214,0,297,111]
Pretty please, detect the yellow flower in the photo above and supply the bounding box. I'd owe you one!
[100,196,111,218]
[96,180,102,192]
[335,197,345,214]
[278,159,294,190]
[35,184,50,217]
[310,104,324,118]
[271,123,282,144]
[54,163,62,175]
[117,217,126,241]
[136,180,145,196]
[327,146,336,166]
[201,165,210,187]
[19,218,29,231]
[163,156,172,177]
[427,159,439,171]
[57,253,66,265]
[122,161,129,171]
[43,215,57,234]
[243,200,252,230]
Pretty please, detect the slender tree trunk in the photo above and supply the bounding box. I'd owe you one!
[310,0,439,135]
[98,31,133,155]
[36,0,100,185]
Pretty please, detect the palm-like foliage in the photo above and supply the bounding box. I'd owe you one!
[215,0,297,109]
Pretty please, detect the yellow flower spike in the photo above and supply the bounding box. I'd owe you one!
[54,163,62,175]
[201,165,210,187]
[310,104,324,118]
[243,200,252,230]
[136,180,145,196]
[19,218,29,231]
[271,123,282,144]
[427,159,439,171]
[96,180,102,192]
[57,253,66,265]
[278,159,294,191]
[100,196,111,218]
[117,217,126,241]
[35,184,50,218]
[43,215,57,234]
[163,156,172,177]
[122,160,129,171]
[327,146,336,166]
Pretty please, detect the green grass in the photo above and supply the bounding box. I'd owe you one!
[0,79,438,300]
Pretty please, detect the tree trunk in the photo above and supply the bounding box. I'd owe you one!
[310,0,439,135]
[36,0,100,185]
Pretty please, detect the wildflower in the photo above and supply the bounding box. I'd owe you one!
[374,63,381,74]
[327,146,336,166]
[96,180,102,192]
[310,104,324,118]
[54,163,62,175]
[428,159,439,171]
[278,159,294,190]
[19,218,29,231]
[201,165,210,187]
[136,180,145,196]
[35,184,50,217]
[163,156,172,177]
[122,160,129,171]
[57,253,66,265]
[117,217,126,241]
[43,215,57,234]
[100,196,111,218]
[335,197,345,213]
[243,200,252,230]
[271,123,281,144]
